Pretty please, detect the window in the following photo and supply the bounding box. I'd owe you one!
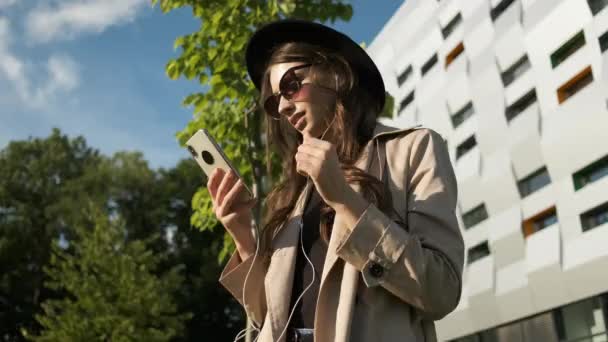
[456,135,477,160]
[462,203,488,229]
[451,101,474,128]
[588,0,608,15]
[506,88,537,122]
[397,65,413,86]
[451,293,608,342]
[522,206,557,238]
[600,30,608,53]
[573,154,608,190]
[421,53,438,76]
[551,30,586,68]
[580,201,608,231]
[442,13,463,38]
[501,55,531,86]
[518,166,551,198]
[467,241,490,264]
[445,42,465,68]
[398,90,415,113]
[557,65,594,104]
[490,0,516,21]
[554,294,608,341]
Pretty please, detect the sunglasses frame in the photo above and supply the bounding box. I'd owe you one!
[264,63,336,120]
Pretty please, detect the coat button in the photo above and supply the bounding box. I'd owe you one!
[368,262,384,278]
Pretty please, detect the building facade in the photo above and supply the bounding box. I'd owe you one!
[368,0,608,341]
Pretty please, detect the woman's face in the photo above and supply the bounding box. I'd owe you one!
[268,62,336,138]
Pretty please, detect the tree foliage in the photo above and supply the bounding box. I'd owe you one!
[0,129,244,341]
[23,204,190,342]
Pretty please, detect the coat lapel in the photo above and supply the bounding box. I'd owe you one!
[263,122,422,341]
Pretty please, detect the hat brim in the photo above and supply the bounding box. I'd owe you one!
[246,19,385,112]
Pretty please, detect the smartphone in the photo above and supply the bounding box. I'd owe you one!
[186,129,253,201]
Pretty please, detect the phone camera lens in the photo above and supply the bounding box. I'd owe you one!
[187,145,197,158]
[201,150,214,165]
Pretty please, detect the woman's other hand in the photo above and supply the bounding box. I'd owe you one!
[207,168,258,260]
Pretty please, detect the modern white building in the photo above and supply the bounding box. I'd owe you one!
[369,0,608,341]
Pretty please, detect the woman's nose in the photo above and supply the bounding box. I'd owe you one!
[277,95,296,117]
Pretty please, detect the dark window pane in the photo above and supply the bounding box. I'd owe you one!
[518,166,551,198]
[479,330,498,342]
[601,31,608,53]
[580,201,608,232]
[421,53,438,76]
[501,55,531,86]
[398,90,415,113]
[551,30,586,68]
[467,241,490,264]
[491,0,516,21]
[451,102,475,128]
[463,203,488,229]
[555,295,608,340]
[442,12,463,38]
[534,212,558,231]
[588,0,608,15]
[450,335,482,342]
[521,312,560,341]
[495,321,524,342]
[456,135,477,159]
[573,154,608,190]
[397,65,413,86]
[506,88,537,122]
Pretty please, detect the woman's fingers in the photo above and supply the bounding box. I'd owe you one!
[218,179,244,217]
[216,170,237,208]
[207,168,223,200]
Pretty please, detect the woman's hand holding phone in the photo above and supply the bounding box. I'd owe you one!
[207,168,257,261]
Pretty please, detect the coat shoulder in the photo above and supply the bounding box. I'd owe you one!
[373,122,445,145]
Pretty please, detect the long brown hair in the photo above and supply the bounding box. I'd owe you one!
[258,42,396,249]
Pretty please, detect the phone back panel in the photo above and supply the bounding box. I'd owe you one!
[185,129,252,198]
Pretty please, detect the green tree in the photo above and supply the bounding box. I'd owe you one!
[24,204,190,341]
[1,128,245,340]
[0,129,106,339]
[153,0,354,262]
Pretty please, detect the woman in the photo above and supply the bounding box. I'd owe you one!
[207,19,465,342]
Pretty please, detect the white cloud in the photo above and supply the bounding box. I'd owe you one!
[0,17,80,108]
[25,0,150,44]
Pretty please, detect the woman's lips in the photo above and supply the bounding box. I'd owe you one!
[295,115,306,130]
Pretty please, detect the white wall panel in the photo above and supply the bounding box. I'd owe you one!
[370,0,608,340]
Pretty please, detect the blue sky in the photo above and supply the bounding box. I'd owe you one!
[0,1,402,169]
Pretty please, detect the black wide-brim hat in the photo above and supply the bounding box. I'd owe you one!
[246,19,386,113]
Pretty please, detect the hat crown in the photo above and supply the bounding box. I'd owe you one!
[246,19,386,113]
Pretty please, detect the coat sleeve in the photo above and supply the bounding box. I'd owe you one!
[218,246,271,328]
[333,128,465,320]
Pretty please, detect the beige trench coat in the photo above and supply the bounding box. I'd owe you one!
[219,122,465,342]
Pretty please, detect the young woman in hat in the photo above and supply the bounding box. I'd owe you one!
[206,19,465,342]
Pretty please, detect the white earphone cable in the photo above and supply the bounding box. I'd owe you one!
[234,111,336,342]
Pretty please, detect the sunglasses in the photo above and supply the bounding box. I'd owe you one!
[263,63,336,120]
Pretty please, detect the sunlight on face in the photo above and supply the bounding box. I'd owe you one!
[268,62,336,139]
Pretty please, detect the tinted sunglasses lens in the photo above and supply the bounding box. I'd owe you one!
[264,95,280,118]
[280,71,300,98]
